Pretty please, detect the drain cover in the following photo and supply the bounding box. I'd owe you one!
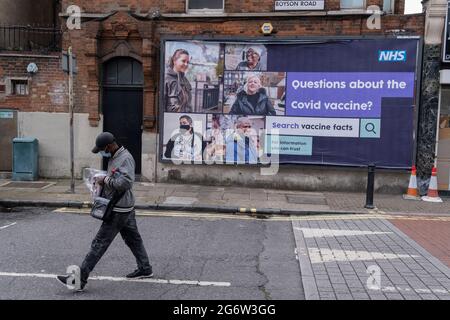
[1,181,53,189]
[286,195,328,205]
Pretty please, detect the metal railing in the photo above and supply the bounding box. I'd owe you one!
[202,84,220,110]
[0,25,62,53]
[194,81,221,112]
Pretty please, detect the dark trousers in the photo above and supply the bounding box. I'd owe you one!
[80,210,151,284]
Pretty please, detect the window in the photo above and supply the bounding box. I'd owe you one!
[11,80,29,95]
[103,58,143,86]
[383,0,394,13]
[340,0,366,10]
[439,86,450,129]
[187,0,224,12]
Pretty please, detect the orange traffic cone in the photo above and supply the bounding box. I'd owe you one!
[422,166,443,203]
[403,166,420,200]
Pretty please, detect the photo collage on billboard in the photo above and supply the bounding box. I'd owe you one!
[162,41,285,163]
[161,38,419,168]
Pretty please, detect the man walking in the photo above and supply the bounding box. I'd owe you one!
[57,132,153,291]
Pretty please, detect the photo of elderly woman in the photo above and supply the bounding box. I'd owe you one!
[205,115,265,165]
[224,72,286,116]
[236,47,264,71]
[164,41,223,113]
[225,117,259,164]
[229,74,275,115]
[225,44,267,71]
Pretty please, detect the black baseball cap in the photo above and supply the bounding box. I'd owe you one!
[92,132,115,153]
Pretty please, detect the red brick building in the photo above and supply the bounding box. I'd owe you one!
[0,0,425,191]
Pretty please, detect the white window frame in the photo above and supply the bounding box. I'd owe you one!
[186,0,225,14]
[5,77,30,96]
[382,0,395,14]
[340,0,367,11]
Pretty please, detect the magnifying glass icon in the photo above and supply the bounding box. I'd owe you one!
[365,123,376,135]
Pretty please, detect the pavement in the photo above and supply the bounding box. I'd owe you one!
[1,178,450,216]
[292,214,450,300]
[1,178,450,300]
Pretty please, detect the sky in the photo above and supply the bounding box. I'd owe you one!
[404,0,423,14]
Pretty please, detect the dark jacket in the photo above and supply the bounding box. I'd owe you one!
[164,68,192,113]
[236,61,262,71]
[229,88,276,116]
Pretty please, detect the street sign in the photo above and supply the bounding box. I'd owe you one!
[443,1,450,63]
[62,51,78,74]
[0,111,14,119]
[275,0,325,11]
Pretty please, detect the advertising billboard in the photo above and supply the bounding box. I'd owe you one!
[159,37,421,169]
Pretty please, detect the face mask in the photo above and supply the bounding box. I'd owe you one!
[180,124,191,131]
[100,151,111,158]
[100,147,112,158]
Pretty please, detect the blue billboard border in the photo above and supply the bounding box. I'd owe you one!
[158,35,423,171]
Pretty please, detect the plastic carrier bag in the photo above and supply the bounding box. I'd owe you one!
[83,168,107,199]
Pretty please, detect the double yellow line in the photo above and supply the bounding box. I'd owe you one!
[53,207,450,222]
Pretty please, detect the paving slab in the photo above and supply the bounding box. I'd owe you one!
[292,216,450,300]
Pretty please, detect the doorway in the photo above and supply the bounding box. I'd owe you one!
[102,57,143,174]
[0,109,17,172]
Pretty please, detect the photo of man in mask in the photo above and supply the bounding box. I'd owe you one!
[164,115,205,162]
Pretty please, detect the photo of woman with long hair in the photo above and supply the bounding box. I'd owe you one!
[165,49,193,113]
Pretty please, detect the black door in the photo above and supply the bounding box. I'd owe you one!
[102,57,144,174]
[103,87,143,174]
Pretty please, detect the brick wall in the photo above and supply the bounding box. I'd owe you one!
[153,14,424,37]
[395,0,406,15]
[4,0,421,130]
[61,0,403,14]
[0,0,57,25]
[61,0,169,13]
[0,55,67,113]
[57,11,424,131]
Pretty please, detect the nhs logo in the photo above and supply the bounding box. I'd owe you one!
[378,50,406,62]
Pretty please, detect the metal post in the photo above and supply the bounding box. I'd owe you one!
[195,80,198,112]
[68,46,75,193]
[365,164,375,209]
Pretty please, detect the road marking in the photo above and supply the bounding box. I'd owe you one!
[52,207,384,221]
[373,286,450,295]
[295,227,392,238]
[307,248,419,264]
[0,272,231,287]
[53,207,450,222]
[0,222,17,230]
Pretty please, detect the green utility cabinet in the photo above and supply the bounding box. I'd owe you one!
[12,138,39,181]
